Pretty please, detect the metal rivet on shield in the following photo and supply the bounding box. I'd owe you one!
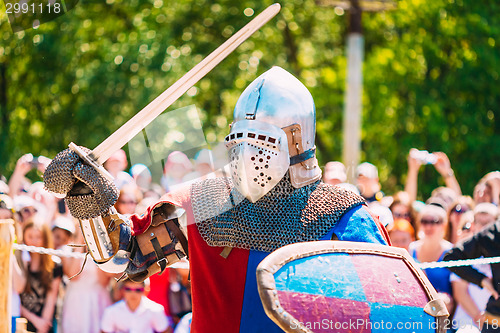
[396,278,401,283]
[394,272,398,277]
[150,232,155,237]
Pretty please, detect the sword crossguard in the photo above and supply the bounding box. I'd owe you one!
[69,142,115,183]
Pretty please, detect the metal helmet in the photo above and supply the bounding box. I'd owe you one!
[225,66,321,202]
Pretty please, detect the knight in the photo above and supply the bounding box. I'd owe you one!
[44,66,389,332]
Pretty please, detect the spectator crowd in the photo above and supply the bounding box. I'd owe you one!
[1,147,498,333]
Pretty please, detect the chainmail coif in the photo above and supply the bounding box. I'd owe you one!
[191,173,366,253]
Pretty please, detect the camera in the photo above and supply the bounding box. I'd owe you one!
[29,156,40,168]
[410,149,437,165]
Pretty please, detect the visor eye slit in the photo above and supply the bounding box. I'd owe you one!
[248,133,256,138]
[258,135,266,141]
[236,133,243,138]
[230,134,235,140]
[268,137,276,144]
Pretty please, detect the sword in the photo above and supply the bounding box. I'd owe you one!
[69,4,281,179]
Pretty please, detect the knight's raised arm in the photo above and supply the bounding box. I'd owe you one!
[43,148,188,281]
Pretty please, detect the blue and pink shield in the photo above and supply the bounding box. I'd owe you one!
[256,241,448,333]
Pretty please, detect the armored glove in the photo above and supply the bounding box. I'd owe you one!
[43,147,132,272]
[44,147,118,219]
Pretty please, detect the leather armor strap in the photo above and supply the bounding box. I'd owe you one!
[289,147,316,166]
[151,237,167,273]
[152,203,189,258]
[166,218,189,258]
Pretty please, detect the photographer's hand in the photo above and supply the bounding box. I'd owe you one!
[481,277,499,300]
[483,172,500,205]
[433,152,462,195]
[405,149,423,203]
[433,152,452,177]
[36,155,52,173]
[8,153,35,195]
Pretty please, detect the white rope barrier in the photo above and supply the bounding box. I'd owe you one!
[13,243,500,270]
[13,243,86,259]
[418,256,500,269]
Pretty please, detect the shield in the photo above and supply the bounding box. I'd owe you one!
[256,241,448,333]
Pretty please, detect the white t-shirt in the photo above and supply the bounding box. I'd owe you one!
[451,263,492,329]
[101,296,169,333]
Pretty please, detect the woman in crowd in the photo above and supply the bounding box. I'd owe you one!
[446,196,475,244]
[389,191,416,237]
[450,211,491,332]
[388,218,415,252]
[60,254,113,333]
[18,219,62,333]
[161,151,193,193]
[114,185,142,215]
[409,204,454,313]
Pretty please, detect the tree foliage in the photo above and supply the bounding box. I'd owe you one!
[0,0,498,199]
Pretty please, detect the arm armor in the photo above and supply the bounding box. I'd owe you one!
[79,202,188,282]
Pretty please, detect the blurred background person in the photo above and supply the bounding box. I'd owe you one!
[168,262,192,325]
[130,163,153,192]
[161,151,193,193]
[60,249,113,333]
[405,149,461,204]
[367,202,394,228]
[446,196,475,244]
[322,161,347,186]
[409,204,454,313]
[444,217,500,333]
[0,194,14,220]
[428,186,459,212]
[388,218,415,252]
[114,184,142,215]
[474,172,500,205]
[51,216,75,250]
[8,154,51,197]
[191,148,215,179]
[356,162,383,203]
[18,219,62,333]
[182,149,216,186]
[389,191,416,238]
[101,279,171,333]
[13,195,40,225]
[103,149,134,190]
[473,203,498,231]
[450,211,491,332]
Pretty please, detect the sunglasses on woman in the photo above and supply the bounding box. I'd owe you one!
[420,216,443,225]
[393,212,410,219]
[452,204,469,214]
[20,207,37,215]
[123,286,145,293]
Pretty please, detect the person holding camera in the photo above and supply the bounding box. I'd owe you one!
[8,153,51,197]
[444,217,500,332]
[405,148,462,204]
